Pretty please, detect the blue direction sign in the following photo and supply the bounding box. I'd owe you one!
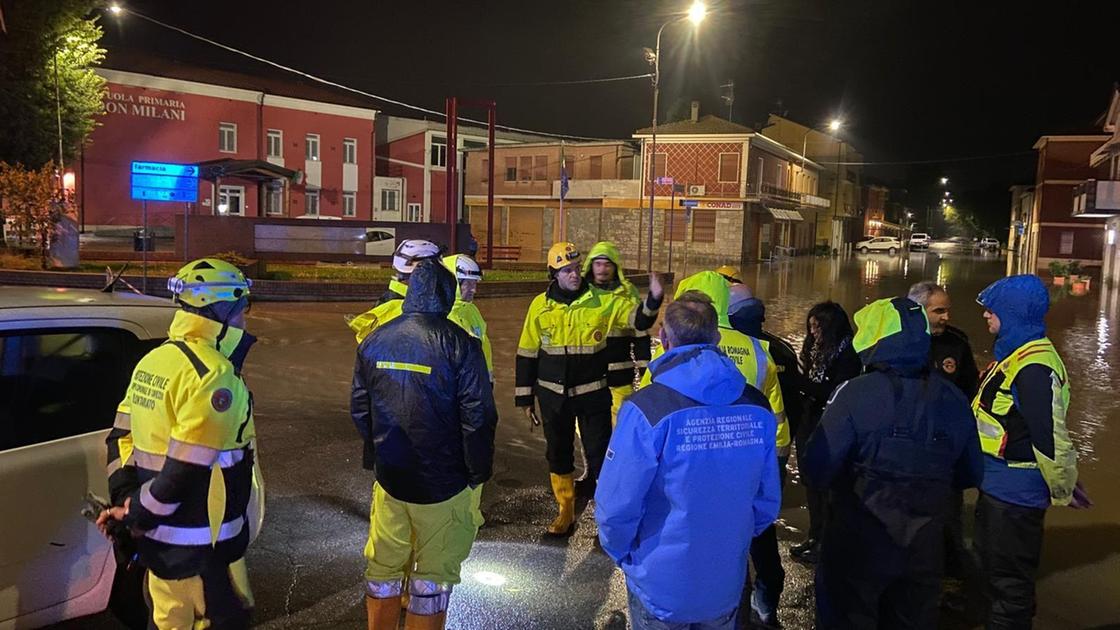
[130,161,199,202]
[679,199,699,208]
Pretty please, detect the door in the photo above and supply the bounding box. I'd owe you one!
[0,327,152,624]
[218,185,245,216]
[758,221,773,260]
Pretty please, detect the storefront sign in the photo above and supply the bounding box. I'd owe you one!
[105,90,187,121]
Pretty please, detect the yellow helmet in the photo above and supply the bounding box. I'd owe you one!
[547,242,581,270]
[167,258,252,308]
[715,265,741,284]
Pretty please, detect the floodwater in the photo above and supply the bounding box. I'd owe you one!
[54,252,1120,629]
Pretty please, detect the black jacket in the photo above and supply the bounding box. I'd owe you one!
[930,325,979,400]
[351,260,497,504]
[728,299,806,436]
[797,343,862,444]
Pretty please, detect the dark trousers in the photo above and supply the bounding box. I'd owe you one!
[540,400,612,481]
[975,492,1046,630]
[943,489,970,578]
[747,457,788,616]
[795,431,827,541]
[815,561,941,630]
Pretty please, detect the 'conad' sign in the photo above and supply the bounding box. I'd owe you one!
[695,201,744,210]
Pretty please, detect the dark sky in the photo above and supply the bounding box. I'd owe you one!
[102,0,1120,230]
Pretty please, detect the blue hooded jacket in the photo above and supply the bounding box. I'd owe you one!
[595,344,780,623]
[976,274,1057,508]
[977,274,1049,362]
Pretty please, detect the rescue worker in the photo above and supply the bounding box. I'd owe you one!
[908,281,979,399]
[516,242,663,536]
[581,241,651,424]
[99,258,263,629]
[727,285,804,628]
[352,259,497,630]
[641,272,789,460]
[972,274,1091,629]
[442,253,493,374]
[349,239,441,343]
[803,297,984,629]
[596,293,780,629]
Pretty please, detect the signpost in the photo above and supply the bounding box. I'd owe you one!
[130,161,199,292]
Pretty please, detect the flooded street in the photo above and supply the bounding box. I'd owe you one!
[58,253,1119,629]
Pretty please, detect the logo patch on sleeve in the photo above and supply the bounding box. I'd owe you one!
[211,388,233,412]
[605,448,615,461]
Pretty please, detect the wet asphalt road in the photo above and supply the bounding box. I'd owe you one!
[57,253,1120,629]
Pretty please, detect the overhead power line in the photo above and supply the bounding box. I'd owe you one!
[819,150,1036,166]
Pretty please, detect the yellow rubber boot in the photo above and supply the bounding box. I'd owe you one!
[366,595,402,630]
[546,473,576,536]
[403,611,447,629]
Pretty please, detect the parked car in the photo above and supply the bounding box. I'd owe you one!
[980,237,1000,250]
[856,236,903,254]
[0,287,177,629]
[909,232,931,250]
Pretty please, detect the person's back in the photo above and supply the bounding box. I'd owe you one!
[804,297,983,629]
[597,296,780,628]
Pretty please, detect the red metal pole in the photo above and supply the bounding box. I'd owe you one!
[486,103,496,268]
[446,97,458,251]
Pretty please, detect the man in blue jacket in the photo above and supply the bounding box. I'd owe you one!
[803,297,984,630]
[596,292,781,629]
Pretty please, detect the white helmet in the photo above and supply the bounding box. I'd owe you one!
[444,254,482,282]
[392,239,441,276]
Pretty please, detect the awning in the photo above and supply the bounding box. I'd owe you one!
[195,159,300,183]
[766,207,804,221]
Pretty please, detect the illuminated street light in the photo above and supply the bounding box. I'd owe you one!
[688,1,707,25]
[944,191,950,197]
[940,177,949,186]
[829,119,842,133]
[108,3,123,14]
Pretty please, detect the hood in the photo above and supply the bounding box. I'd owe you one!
[852,297,930,375]
[582,241,627,286]
[402,259,456,315]
[977,274,1048,361]
[674,271,731,328]
[168,310,256,368]
[649,344,747,405]
[729,297,766,338]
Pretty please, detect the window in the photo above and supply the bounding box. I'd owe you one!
[343,138,357,164]
[1059,231,1074,255]
[265,189,283,216]
[519,156,533,182]
[653,153,667,179]
[505,157,517,182]
[219,122,237,153]
[305,189,320,216]
[381,189,400,212]
[405,202,423,222]
[343,192,356,217]
[692,210,717,243]
[266,129,282,159]
[663,209,688,241]
[0,328,142,452]
[717,153,740,183]
[481,159,489,183]
[588,155,602,179]
[305,134,320,161]
[533,155,548,181]
[430,136,447,168]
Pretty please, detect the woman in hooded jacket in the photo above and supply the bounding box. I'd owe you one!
[791,301,862,563]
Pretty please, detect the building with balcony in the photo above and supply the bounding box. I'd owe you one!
[1081,87,1120,285]
[1011,134,1109,274]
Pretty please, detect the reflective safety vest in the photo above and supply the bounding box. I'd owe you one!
[642,328,790,450]
[106,310,262,579]
[972,337,1076,504]
[515,286,639,407]
[349,297,406,344]
[447,300,494,375]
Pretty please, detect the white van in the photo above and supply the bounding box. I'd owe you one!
[910,233,931,250]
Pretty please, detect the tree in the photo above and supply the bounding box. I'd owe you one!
[0,161,72,269]
[0,0,106,168]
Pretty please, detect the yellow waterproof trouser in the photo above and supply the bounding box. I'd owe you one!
[609,385,630,427]
[364,483,483,584]
[145,558,253,629]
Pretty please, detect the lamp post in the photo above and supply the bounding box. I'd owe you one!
[827,119,843,254]
[644,1,706,273]
[800,118,841,252]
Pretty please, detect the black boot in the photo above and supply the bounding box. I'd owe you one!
[790,538,819,564]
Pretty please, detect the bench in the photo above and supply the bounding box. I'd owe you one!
[478,245,521,262]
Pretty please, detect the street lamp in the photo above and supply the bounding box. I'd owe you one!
[798,117,841,252]
[644,1,707,272]
[828,119,842,133]
[940,177,948,186]
[108,3,123,15]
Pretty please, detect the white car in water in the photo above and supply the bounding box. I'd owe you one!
[855,236,903,254]
[980,237,1000,251]
[0,286,177,629]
